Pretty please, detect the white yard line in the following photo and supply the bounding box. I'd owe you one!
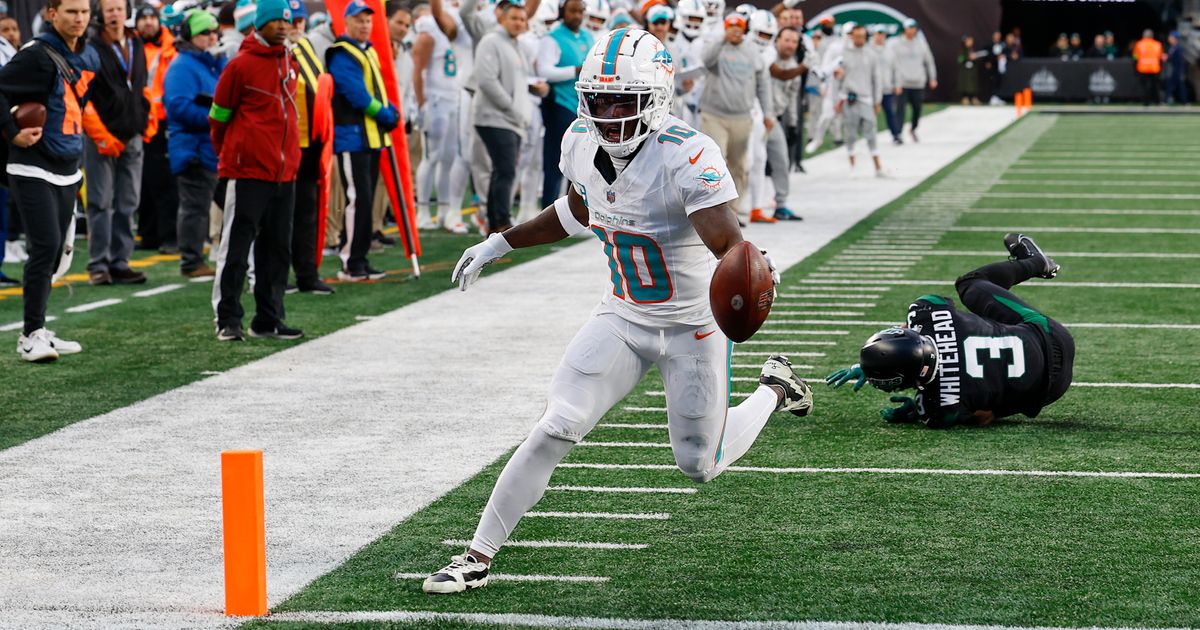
[996,179,1200,188]
[1005,167,1195,175]
[188,275,214,283]
[546,485,695,494]
[918,251,1200,259]
[964,208,1200,216]
[779,292,886,299]
[595,423,670,429]
[524,511,672,520]
[1074,382,1200,389]
[622,406,669,413]
[775,302,877,308]
[731,363,814,369]
[442,538,650,549]
[131,283,185,298]
[394,572,610,583]
[0,316,56,332]
[739,336,837,343]
[262,610,1197,630]
[557,463,1200,479]
[980,192,1200,200]
[767,318,1200,330]
[63,298,123,314]
[746,328,848,335]
[798,279,1200,289]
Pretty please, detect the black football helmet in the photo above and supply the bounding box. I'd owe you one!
[858,328,939,392]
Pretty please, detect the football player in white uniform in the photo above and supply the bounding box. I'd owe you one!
[413,13,467,231]
[582,0,611,34]
[429,0,476,233]
[672,0,709,129]
[745,9,777,223]
[423,28,813,595]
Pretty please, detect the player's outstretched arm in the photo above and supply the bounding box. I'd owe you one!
[688,203,744,259]
[451,185,590,291]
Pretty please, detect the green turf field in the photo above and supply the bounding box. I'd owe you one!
[252,114,1200,628]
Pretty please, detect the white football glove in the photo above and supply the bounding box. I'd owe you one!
[760,249,781,286]
[451,233,513,291]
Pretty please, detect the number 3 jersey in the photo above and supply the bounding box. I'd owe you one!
[559,115,738,327]
[906,295,1053,427]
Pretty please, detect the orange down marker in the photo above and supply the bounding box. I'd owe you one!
[1023,87,1033,110]
[221,450,267,617]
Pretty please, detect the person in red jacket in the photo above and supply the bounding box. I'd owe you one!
[207,0,303,342]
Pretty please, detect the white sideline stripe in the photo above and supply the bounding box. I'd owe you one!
[772,310,865,316]
[742,336,838,344]
[981,192,1200,200]
[732,363,814,369]
[799,279,1200,289]
[578,441,673,449]
[996,180,1200,188]
[748,328,848,335]
[921,250,1200,259]
[1075,382,1200,389]
[775,302,877,308]
[547,485,696,494]
[187,275,213,283]
[622,406,667,412]
[557,463,1200,479]
[131,283,184,298]
[442,538,650,549]
[525,511,672,520]
[393,572,610,584]
[734,346,826,355]
[64,298,123,313]
[947,226,1200,235]
[596,423,669,429]
[0,316,57,332]
[263,610,1200,629]
[965,208,1200,216]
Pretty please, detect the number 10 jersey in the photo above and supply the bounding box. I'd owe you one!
[559,115,739,327]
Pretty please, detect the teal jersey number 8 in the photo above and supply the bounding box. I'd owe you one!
[591,226,674,303]
[444,49,457,77]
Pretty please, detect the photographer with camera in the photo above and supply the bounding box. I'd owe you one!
[835,23,883,177]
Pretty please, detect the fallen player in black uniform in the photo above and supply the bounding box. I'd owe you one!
[826,233,1075,428]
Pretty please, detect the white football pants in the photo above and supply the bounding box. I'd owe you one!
[415,92,466,224]
[514,100,543,224]
[469,311,780,557]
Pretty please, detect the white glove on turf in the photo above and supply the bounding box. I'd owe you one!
[452,233,514,291]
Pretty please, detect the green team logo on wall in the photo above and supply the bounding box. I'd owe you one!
[805,1,911,36]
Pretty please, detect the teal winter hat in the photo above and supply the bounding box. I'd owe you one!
[234,0,256,31]
[254,0,292,29]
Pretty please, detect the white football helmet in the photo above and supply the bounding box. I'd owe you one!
[583,0,612,33]
[701,0,723,26]
[840,20,857,38]
[675,0,706,38]
[734,3,755,21]
[576,28,675,158]
[532,0,559,36]
[748,10,777,49]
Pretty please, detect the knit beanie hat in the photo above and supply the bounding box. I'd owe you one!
[234,0,257,31]
[255,0,292,29]
[185,9,219,38]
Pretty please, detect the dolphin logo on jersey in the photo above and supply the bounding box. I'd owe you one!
[697,166,724,189]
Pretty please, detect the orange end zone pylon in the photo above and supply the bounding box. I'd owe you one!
[221,450,267,617]
[1014,90,1025,114]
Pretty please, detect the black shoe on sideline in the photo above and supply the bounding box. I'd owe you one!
[217,324,244,342]
[298,279,336,295]
[0,274,20,288]
[374,231,397,246]
[248,323,304,340]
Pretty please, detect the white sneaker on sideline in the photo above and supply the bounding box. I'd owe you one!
[6,240,29,263]
[422,553,490,594]
[44,329,82,354]
[17,329,60,363]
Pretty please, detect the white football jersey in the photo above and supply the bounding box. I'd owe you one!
[559,115,738,326]
[415,15,461,98]
[447,12,475,91]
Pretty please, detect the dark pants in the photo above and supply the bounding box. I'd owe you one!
[9,175,78,335]
[1166,72,1187,105]
[541,101,576,207]
[213,179,295,330]
[0,187,8,267]
[881,93,901,140]
[955,259,1076,407]
[177,165,218,272]
[292,144,323,287]
[136,132,179,249]
[337,150,380,273]
[1139,72,1160,105]
[896,88,925,132]
[476,126,519,231]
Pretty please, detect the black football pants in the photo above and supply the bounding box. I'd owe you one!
[292,144,323,287]
[213,178,295,330]
[9,175,77,335]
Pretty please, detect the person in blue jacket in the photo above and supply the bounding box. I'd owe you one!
[326,0,399,282]
[164,9,227,277]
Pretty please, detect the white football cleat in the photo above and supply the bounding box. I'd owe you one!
[760,354,814,417]
[44,329,82,355]
[422,553,490,594]
[17,328,60,363]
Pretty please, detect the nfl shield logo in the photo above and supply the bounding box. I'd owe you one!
[606,190,616,203]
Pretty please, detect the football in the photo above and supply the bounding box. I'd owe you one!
[12,102,47,130]
[709,241,774,343]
